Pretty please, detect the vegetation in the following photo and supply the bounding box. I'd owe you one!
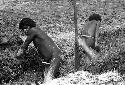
[0,0,125,85]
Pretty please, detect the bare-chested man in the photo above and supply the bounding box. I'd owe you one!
[76,13,102,71]
[16,18,62,83]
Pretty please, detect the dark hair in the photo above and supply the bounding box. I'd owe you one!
[19,18,36,30]
[88,13,102,22]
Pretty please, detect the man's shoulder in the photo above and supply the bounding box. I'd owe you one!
[26,27,37,35]
[88,20,98,25]
[29,27,42,33]
[30,27,48,37]
[30,27,38,31]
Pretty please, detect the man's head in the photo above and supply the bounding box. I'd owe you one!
[19,18,36,30]
[88,13,102,22]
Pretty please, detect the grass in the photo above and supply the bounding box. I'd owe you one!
[0,0,125,85]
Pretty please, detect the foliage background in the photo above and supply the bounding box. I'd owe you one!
[0,0,125,85]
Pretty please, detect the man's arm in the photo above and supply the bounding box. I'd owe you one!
[22,30,36,52]
[16,33,35,57]
[78,37,97,59]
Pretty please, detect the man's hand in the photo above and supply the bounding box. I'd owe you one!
[77,37,84,46]
[16,48,24,57]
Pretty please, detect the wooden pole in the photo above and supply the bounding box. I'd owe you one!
[73,0,79,71]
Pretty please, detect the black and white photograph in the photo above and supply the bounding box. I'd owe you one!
[0,0,125,85]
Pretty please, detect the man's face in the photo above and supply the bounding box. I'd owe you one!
[21,26,29,35]
[23,26,28,29]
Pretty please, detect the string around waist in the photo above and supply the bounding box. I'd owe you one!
[81,35,95,39]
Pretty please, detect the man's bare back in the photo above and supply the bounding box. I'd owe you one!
[30,27,61,62]
[82,20,100,48]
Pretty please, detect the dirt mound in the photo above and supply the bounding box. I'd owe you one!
[40,71,124,85]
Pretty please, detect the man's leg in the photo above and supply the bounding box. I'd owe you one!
[43,53,61,83]
[53,58,63,78]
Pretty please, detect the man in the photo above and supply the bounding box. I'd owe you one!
[16,18,62,83]
[76,13,101,71]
